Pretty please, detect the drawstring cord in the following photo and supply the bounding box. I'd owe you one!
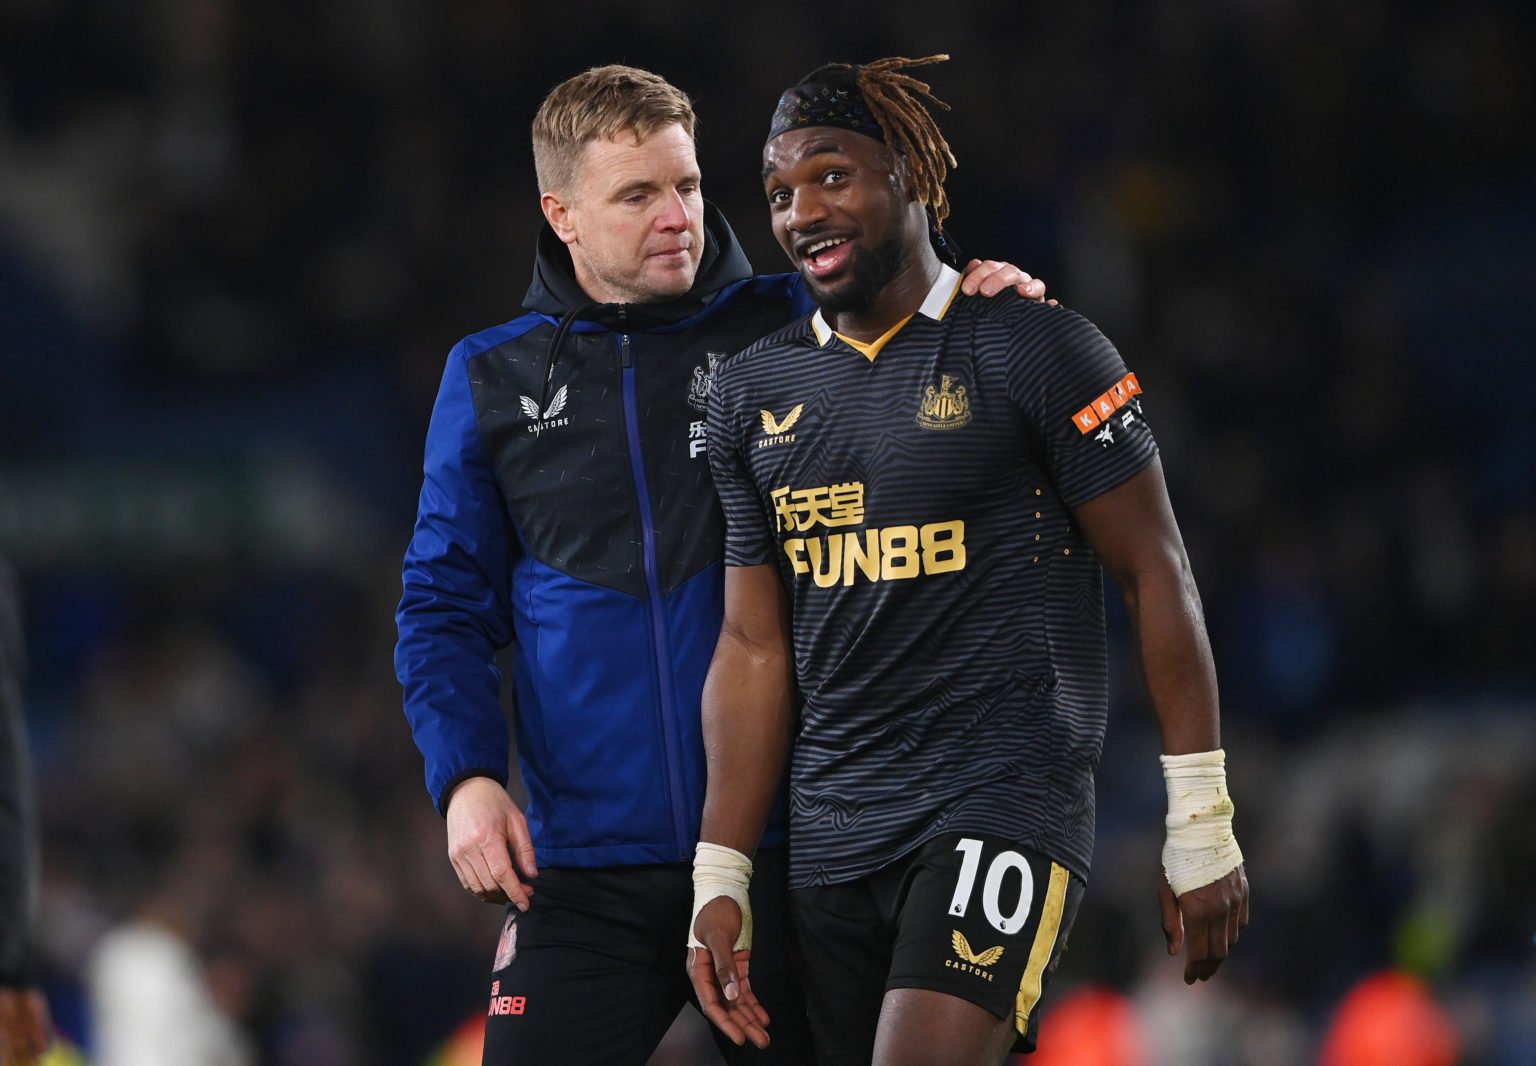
[538,302,596,410]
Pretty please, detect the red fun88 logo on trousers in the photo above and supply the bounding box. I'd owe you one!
[487,980,527,1017]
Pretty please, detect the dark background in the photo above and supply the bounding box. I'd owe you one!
[1,2,1532,1063]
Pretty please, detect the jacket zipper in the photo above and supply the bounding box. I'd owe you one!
[618,315,693,860]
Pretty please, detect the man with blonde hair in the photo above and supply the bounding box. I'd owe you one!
[396,63,1046,1064]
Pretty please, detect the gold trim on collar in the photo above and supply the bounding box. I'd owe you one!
[808,263,963,358]
[836,315,913,362]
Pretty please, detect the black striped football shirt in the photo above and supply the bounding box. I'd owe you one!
[708,265,1158,889]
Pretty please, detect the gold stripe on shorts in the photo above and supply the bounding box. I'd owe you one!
[1014,861,1069,1033]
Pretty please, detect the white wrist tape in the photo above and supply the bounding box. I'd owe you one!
[1161,749,1244,897]
[688,842,754,951]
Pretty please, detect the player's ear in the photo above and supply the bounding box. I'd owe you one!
[542,190,578,245]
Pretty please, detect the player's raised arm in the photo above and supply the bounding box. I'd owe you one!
[687,562,796,1048]
[1071,458,1250,984]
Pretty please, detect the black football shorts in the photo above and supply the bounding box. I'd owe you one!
[480,848,810,1065]
[791,833,1084,1063]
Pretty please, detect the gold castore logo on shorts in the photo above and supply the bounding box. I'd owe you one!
[947,930,1003,981]
[916,375,972,430]
[758,403,803,447]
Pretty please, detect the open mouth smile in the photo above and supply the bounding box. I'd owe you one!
[796,236,855,278]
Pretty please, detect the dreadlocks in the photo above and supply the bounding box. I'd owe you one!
[853,55,959,225]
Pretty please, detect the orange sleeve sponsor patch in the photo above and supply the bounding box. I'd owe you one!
[1071,372,1142,434]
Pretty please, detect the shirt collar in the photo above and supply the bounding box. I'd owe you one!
[809,263,963,347]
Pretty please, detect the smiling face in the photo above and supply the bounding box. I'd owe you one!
[762,126,926,316]
[542,122,705,304]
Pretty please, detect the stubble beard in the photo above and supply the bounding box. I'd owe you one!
[577,239,700,305]
[806,227,909,316]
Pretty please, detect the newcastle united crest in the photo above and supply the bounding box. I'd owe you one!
[916,374,973,430]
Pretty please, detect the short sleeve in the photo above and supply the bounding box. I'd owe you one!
[1006,307,1159,508]
[707,362,777,567]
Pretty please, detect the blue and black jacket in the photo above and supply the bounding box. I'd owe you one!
[396,205,809,867]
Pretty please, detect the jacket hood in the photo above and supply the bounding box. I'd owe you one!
[521,201,756,328]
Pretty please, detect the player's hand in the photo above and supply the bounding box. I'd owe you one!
[688,897,771,1049]
[445,776,538,910]
[0,987,51,1066]
[958,258,1058,305]
[1158,863,1249,984]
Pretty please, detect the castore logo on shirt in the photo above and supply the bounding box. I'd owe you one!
[758,403,804,448]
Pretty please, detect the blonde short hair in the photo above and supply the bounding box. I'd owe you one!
[532,65,697,195]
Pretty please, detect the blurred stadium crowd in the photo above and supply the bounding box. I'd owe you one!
[0,1,1531,1063]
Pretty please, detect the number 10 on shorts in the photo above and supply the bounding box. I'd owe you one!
[949,838,1036,935]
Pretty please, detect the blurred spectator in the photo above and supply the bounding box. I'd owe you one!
[1318,971,1459,1066]
[85,834,253,1066]
[1027,985,1144,1066]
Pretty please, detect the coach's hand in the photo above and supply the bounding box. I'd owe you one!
[1158,863,1249,984]
[689,897,771,1049]
[959,258,1059,305]
[445,776,538,910]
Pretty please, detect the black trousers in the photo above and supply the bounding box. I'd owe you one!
[480,848,811,1065]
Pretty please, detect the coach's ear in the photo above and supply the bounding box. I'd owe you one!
[541,190,578,245]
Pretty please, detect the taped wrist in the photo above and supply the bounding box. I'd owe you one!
[689,842,754,951]
[1161,749,1244,896]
